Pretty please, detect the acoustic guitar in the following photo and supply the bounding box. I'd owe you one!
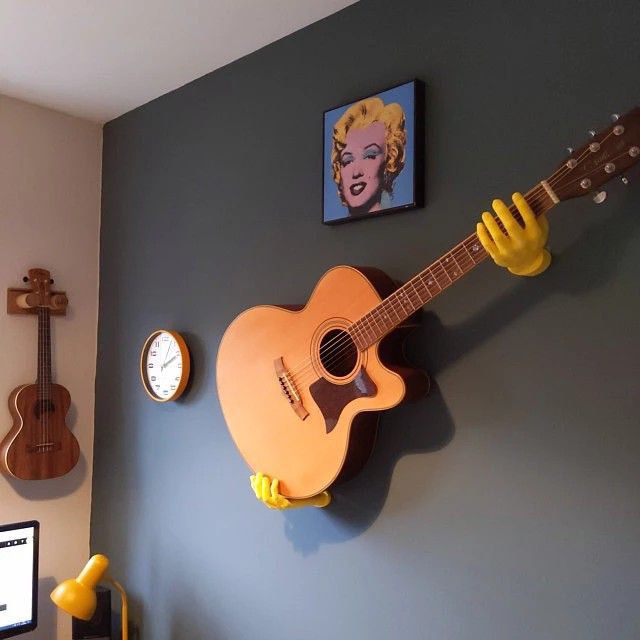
[1,269,79,480]
[216,108,640,499]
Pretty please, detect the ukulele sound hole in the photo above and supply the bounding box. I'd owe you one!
[34,400,55,419]
[319,329,357,378]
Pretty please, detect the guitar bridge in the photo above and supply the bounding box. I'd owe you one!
[27,442,62,453]
[274,357,309,421]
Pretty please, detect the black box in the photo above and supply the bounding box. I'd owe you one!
[72,585,111,639]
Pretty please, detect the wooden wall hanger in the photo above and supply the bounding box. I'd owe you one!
[7,268,69,316]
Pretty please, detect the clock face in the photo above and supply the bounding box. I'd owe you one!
[141,330,190,402]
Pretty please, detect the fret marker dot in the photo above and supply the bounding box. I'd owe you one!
[472,244,479,252]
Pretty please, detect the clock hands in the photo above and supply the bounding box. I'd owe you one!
[161,353,180,370]
[161,341,172,368]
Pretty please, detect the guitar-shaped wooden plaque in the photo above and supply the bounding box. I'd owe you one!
[1,269,79,480]
[216,108,640,499]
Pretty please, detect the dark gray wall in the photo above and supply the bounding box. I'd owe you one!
[94,1,640,638]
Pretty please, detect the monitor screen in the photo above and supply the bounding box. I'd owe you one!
[0,521,39,639]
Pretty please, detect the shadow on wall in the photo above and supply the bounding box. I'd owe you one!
[283,380,453,555]
[31,576,57,640]
[3,454,87,499]
[281,189,640,555]
[177,331,208,402]
[167,592,223,640]
[416,191,640,377]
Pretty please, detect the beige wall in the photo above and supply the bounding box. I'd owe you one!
[0,95,102,638]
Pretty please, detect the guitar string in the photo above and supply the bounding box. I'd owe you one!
[43,306,47,449]
[42,306,46,448]
[288,171,567,385]
[286,141,604,387]
[45,306,48,448]
[42,306,45,448]
[40,306,45,448]
[314,140,633,381]
[50,306,54,448]
[36,306,39,448]
[42,305,49,449]
[46,306,50,449]
[312,127,624,380]
[290,206,537,387]
[287,160,580,387]
[287,141,602,384]
[287,186,552,387]
[37,306,41,448]
[297,154,615,388]
[294,133,623,383]
[557,146,636,190]
[44,307,51,451]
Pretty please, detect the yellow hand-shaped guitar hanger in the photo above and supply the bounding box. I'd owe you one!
[249,192,551,510]
[477,192,551,276]
[250,472,331,510]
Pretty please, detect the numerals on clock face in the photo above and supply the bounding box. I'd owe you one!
[145,331,183,399]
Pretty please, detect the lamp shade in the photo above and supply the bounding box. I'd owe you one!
[51,554,109,621]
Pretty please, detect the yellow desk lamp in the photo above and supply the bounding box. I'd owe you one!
[50,554,128,640]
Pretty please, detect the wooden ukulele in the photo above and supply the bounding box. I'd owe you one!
[216,108,640,499]
[1,269,79,480]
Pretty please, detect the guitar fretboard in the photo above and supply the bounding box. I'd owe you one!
[349,186,556,350]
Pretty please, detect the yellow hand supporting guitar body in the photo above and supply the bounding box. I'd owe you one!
[250,472,331,510]
[477,192,551,276]
[247,194,551,507]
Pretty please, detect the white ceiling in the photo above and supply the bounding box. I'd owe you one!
[0,0,357,123]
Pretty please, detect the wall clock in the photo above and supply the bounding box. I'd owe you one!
[140,329,191,402]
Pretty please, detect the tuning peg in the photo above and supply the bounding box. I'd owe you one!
[620,175,629,185]
[611,113,620,122]
[566,146,574,154]
[592,190,607,204]
[588,130,597,137]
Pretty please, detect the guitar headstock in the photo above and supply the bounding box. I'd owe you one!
[27,268,53,307]
[550,107,640,202]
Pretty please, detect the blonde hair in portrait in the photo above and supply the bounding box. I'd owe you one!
[331,97,406,210]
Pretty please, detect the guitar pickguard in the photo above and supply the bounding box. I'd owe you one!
[309,367,377,434]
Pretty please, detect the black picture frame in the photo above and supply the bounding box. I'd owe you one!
[322,79,424,225]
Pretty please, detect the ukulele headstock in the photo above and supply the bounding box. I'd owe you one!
[7,268,68,315]
[26,268,54,308]
[550,107,640,203]
[18,268,68,312]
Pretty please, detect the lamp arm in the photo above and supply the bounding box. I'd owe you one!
[106,576,128,640]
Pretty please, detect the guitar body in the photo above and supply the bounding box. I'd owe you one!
[1,383,79,480]
[216,265,429,498]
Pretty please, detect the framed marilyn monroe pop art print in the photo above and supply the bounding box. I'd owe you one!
[322,79,424,225]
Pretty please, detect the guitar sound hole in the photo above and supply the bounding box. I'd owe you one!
[319,329,357,378]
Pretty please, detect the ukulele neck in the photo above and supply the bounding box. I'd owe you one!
[37,306,53,399]
[349,184,558,350]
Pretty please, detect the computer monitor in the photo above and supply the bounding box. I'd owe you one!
[0,521,39,639]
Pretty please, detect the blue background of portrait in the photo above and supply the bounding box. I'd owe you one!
[323,80,416,223]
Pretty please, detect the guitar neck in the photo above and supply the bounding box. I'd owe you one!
[37,306,52,398]
[349,183,558,350]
